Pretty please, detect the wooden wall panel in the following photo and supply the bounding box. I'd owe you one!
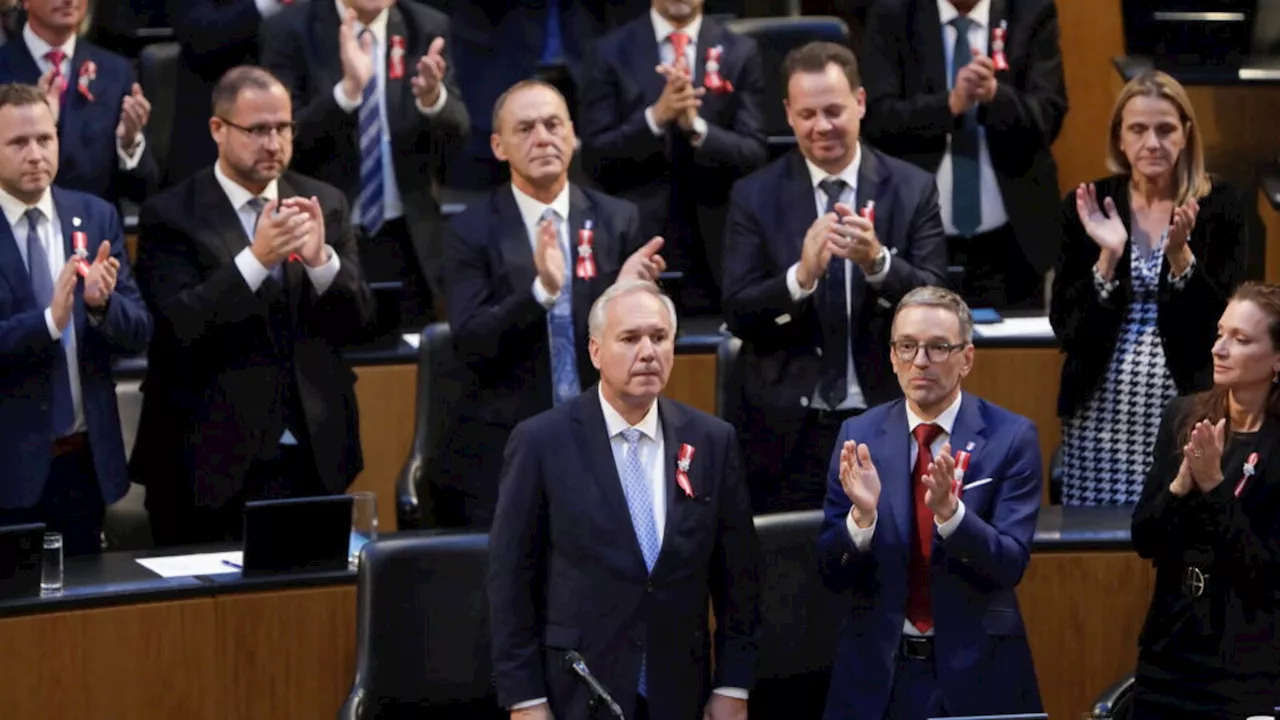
[351,364,419,532]
[1261,188,1280,285]
[1052,0,1127,191]
[966,347,1064,495]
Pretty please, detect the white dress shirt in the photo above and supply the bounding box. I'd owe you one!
[330,0,449,226]
[254,0,290,18]
[24,24,146,171]
[784,143,892,411]
[0,186,86,435]
[935,0,1008,237]
[846,391,968,637]
[643,9,709,145]
[510,182,572,309]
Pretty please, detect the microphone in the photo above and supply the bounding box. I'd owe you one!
[563,650,626,719]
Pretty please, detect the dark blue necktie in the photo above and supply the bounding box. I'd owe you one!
[25,208,75,436]
[951,16,982,236]
[817,178,849,408]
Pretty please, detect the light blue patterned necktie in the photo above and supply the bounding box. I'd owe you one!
[544,208,580,404]
[355,28,385,236]
[619,426,661,696]
[24,208,74,436]
[950,15,982,236]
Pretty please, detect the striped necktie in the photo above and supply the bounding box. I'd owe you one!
[355,28,385,236]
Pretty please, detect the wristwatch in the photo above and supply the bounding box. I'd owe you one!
[867,247,888,275]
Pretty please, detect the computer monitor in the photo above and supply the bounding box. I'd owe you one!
[0,523,46,598]
[241,496,352,576]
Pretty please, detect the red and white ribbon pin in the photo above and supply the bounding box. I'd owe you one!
[77,60,97,102]
[1235,452,1260,498]
[702,46,734,93]
[389,36,406,80]
[575,220,597,280]
[676,443,696,498]
[991,21,1009,71]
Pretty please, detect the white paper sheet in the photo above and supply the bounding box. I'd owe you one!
[402,333,421,349]
[136,551,244,578]
[972,316,1055,340]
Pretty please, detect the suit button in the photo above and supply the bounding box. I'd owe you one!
[815,347,823,357]
[840,553,850,566]
[39,402,49,411]
[800,396,810,408]
[645,581,653,594]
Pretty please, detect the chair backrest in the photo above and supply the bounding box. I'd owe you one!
[396,323,464,529]
[137,41,181,181]
[722,15,851,150]
[341,532,503,720]
[1089,673,1135,720]
[715,335,742,422]
[753,510,844,679]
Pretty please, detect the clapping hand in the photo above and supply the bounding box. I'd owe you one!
[1184,419,1226,492]
[921,442,960,522]
[839,440,881,528]
[83,241,120,309]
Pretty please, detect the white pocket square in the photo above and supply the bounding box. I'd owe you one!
[962,477,994,491]
[774,313,792,326]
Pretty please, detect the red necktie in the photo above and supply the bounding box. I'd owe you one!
[907,422,944,633]
[669,31,690,73]
[44,49,66,103]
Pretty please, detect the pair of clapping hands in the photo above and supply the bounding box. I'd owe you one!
[839,440,961,528]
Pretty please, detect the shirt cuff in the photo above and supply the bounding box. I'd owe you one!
[935,499,966,539]
[44,307,61,340]
[117,134,146,170]
[713,687,749,700]
[863,248,891,286]
[235,247,272,292]
[688,116,709,147]
[1092,265,1119,300]
[333,82,362,113]
[415,84,448,116]
[302,247,341,295]
[511,698,548,710]
[845,509,876,552]
[254,0,286,18]
[644,106,664,137]
[1168,253,1197,289]
[531,277,560,308]
[786,262,818,301]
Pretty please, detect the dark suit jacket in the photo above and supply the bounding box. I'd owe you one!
[0,187,152,509]
[130,169,375,507]
[0,36,160,206]
[579,13,766,278]
[861,0,1067,272]
[488,390,760,720]
[1132,395,1280,711]
[164,0,268,186]
[260,0,470,292]
[722,146,947,433]
[439,183,643,504]
[1049,175,1251,419]
[818,395,1043,719]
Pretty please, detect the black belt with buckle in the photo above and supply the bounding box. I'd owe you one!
[899,635,934,661]
[1182,565,1209,598]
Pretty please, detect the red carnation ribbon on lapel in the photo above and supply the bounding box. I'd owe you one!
[389,36,406,80]
[860,200,875,225]
[77,60,97,102]
[1235,452,1260,498]
[575,220,596,280]
[991,21,1009,71]
[952,450,972,497]
[72,231,89,277]
[702,46,733,94]
[676,443,696,498]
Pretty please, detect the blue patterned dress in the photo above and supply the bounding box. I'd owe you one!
[1061,237,1179,505]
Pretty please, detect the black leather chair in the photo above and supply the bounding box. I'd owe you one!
[339,532,502,720]
[722,16,851,160]
[1089,674,1134,720]
[395,323,464,530]
[715,335,742,422]
[137,41,181,183]
[750,510,841,718]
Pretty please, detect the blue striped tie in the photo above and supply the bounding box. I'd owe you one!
[619,427,660,696]
[543,208,580,405]
[355,28,385,236]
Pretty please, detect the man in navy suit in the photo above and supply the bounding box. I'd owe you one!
[0,83,152,555]
[579,0,766,315]
[818,286,1042,720]
[438,79,666,529]
[861,0,1068,309]
[722,41,947,514]
[489,280,759,720]
[0,0,158,206]
[261,0,470,330]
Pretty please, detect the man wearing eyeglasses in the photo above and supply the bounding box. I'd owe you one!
[130,66,376,546]
[816,285,1043,720]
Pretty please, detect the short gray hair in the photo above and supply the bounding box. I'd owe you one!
[588,280,679,340]
[893,286,973,344]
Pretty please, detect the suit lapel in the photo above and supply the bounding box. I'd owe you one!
[314,1,345,94]
[0,210,31,306]
[61,45,94,150]
[653,398,687,576]
[384,5,408,136]
[49,187,85,339]
[988,0,1010,75]
[495,185,536,292]
[918,0,948,93]
[693,18,721,88]
[946,394,988,512]
[783,152,818,266]
[875,401,913,550]
[850,146,887,299]
[573,390,649,575]
[195,169,256,263]
[567,184,593,332]
[637,17,665,103]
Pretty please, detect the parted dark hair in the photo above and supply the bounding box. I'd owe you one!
[0,83,51,112]
[1179,282,1280,444]
[211,66,286,118]
[782,41,861,96]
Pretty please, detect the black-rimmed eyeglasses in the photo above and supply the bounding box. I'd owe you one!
[889,340,968,363]
[218,118,297,142]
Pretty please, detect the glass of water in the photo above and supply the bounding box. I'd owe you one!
[41,532,62,594]
[349,491,378,569]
